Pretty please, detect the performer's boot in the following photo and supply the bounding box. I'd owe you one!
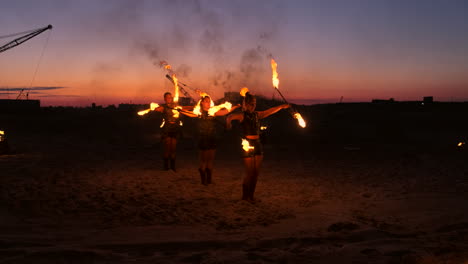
[242,184,249,201]
[163,158,169,171]
[170,158,176,172]
[249,177,258,202]
[205,168,212,184]
[199,168,206,185]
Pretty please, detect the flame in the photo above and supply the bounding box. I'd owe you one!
[260,126,267,131]
[138,109,151,116]
[193,100,202,116]
[242,139,254,152]
[208,102,232,116]
[150,102,159,111]
[138,103,160,116]
[240,87,249,97]
[271,58,279,89]
[164,64,171,70]
[294,112,306,128]
[458,142,465,147]
[172,74,179,103]
[0,130,4,135]
[160,119,165,128]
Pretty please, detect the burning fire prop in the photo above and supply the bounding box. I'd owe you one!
[270,58,306,128]
[138,102,160,116]
[242,139,254,152]
[159,61,181,103]
[458,142,466,147]
[0,130,5,142]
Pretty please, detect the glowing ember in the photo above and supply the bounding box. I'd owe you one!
[0,130,4,142]
[271,58,279,89]
[294,112,306,128]
[160,119,165,128]
[242,139,254,152]
[260,126,267,131]
[137,103,160,116]
[458,142,465,147]
[164,64,171,70]
[240,87,249,97]
[172,74,179,103]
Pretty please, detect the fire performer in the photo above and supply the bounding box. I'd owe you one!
[151,92,185,171]
[226,88,290,202]
[184,94,240,185]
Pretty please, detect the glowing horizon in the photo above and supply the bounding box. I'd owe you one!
[1,0,467,106]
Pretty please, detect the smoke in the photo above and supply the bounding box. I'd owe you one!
[126,0,286,98]
[176,64,192,78]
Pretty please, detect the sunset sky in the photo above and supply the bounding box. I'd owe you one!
[1,0,467,106]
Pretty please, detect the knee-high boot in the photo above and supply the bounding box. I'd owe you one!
[170,158,176,172]
[205,168,212,184]
[242,184,250,201]
[199,168,207,185]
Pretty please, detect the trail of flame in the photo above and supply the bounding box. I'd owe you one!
[137,109,151,116]
[137,103,160,116]
[242,139,254,152]
[160,119,165,128]
[172,74,179,103]
[271,58,279,89]
[294,112,306,128]
[208,102,232,116]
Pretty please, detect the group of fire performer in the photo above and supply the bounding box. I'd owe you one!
[227,88,290,202]
[141,59,302,202]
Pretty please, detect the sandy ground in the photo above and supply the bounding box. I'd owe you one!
[1,104,468,263]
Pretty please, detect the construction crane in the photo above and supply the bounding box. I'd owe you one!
[1,25,53,99]
[0,25,52,54]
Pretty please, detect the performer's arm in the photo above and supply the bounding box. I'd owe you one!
[258,104,289,119]
[226,112,243,130]
[214,104,241,117]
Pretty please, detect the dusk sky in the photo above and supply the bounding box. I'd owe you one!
[1,0,467,106]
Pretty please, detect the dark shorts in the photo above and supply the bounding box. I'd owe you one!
[162,123,181,139]
[198,135,217,150]
[241,138,263,158]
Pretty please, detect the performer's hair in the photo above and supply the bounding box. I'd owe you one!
[163,92,171,98]
[244,92,255,104]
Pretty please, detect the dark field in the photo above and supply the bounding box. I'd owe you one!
[1,101,468,263]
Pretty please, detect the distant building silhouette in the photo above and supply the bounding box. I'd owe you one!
[0,99,40,111]
[423,96,433,104]
[372,98,395,104]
